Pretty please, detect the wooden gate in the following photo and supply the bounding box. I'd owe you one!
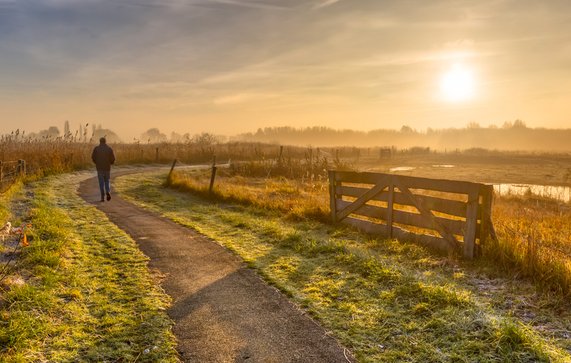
[328,171,493,259]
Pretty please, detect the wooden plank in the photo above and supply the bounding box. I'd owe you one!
[336,200,471,237]
[338,185,468,218]
[342,218,452,254]
[343,217,387,235]
[463,190,479,259]
[393,177,459,251]
[336,200,383,220]
[328,171,337,223]
[387,182,394,238]
[391,225,453,254]
[336,177,389,222]
[334,171,387,185]
[334,171,481,195]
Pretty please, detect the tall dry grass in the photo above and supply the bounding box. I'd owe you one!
[1,131,357,178]
[484,196,571,295]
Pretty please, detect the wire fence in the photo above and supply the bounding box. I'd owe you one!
[0,160,26,194]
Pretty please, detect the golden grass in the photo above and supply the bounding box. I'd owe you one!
[167,170,331,222]
[485,197,571,295]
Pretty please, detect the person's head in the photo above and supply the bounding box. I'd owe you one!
[99,137,106,144]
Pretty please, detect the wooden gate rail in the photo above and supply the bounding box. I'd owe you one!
[328,170,493,259]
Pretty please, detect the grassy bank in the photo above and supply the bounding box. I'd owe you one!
[117,170,571,362]
[0,173,178,362]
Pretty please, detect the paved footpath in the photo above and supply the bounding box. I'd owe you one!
[79,171,352,363]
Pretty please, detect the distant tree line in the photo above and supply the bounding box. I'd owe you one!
[236,121,571,152]
[8,120,571,152]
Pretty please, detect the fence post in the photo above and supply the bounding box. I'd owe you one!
[0,161,3,183]
[278,145,283,165]
[17,160,24,176]
[167,159,178,181]
[209,155,217,195]
[328,170,337,223]
[463,188,479,259]
[156,147,159,162]
[309,147,313,178]
[386,180,394,238]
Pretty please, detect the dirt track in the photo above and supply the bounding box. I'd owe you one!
[78,171,351,363]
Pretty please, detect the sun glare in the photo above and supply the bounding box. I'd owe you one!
[440,64,475,102]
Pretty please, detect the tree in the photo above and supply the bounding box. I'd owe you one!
[141,128,167,143]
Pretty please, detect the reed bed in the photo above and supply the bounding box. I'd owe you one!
[1,132,359,178]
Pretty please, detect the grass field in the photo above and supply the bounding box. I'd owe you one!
[116,170,571,362]
[1,140,569,361]
[0,172,178,362]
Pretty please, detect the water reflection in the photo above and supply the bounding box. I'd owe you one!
[494,183,571,203]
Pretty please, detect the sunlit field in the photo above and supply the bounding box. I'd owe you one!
[2,136,571,361]
[167,159,571,296]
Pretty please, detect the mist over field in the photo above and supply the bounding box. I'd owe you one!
[12,120,571,153]
[237,123,571,151]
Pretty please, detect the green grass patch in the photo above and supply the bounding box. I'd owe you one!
[116,171,571,363]
[0,173,178,362]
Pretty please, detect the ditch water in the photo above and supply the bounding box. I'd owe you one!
[493,183,571,203]
[387,165,570,203]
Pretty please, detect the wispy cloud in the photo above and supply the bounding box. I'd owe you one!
[213,92,278,105]
[313,0,340,9]
[204,0,291,10]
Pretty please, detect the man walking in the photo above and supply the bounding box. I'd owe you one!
[91,137,116,202]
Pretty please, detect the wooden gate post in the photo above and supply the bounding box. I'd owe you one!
[386,181,395,238]
[328,170,337,223]
[478,185,494,252]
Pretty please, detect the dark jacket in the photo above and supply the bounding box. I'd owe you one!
[91,144,116,172]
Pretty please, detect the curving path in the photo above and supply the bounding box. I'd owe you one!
[79,170,351,363]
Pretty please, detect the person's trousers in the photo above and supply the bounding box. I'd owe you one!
[97,171,111,196]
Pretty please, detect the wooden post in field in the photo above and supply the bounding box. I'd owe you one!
[167,159,178,181]
[328,170,337,223]
[278,145,283,165]
[155,147,159,162]
[0,161,3,183]
[209,155,217,195]
[309,147,313,178]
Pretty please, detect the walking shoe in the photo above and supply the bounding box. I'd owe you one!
[106,192,111,201]
[100,196,105,202]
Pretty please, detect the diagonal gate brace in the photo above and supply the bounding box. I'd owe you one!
[336,177,389,222]
[394,177,459,251]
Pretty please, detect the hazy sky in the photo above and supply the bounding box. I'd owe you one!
[1,0,570,140]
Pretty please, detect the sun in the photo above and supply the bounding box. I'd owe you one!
[440,64,475,102]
